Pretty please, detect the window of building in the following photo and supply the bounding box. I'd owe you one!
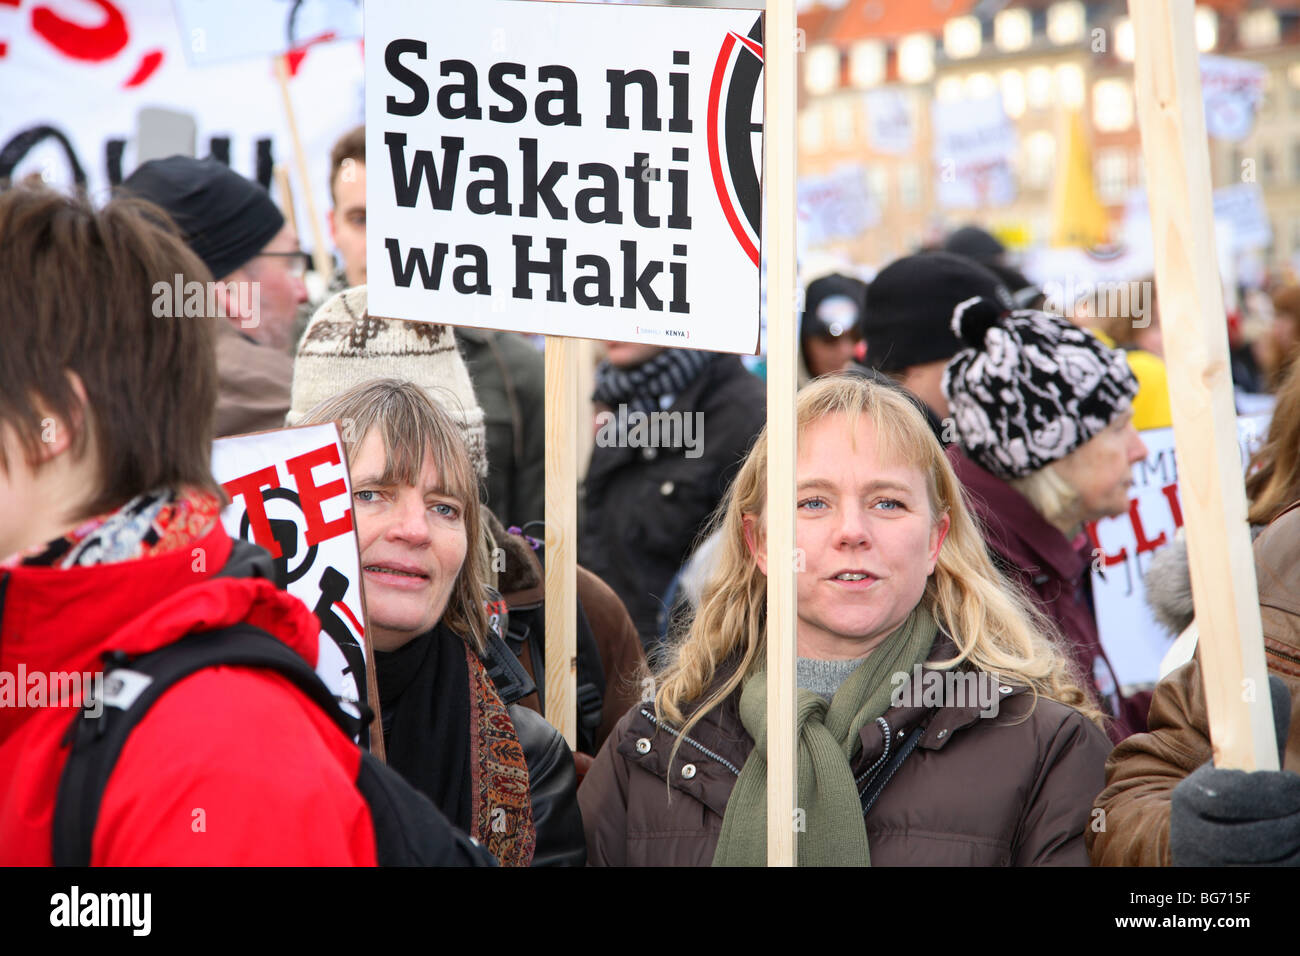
[805,45,840,96]
[868,167,889,207]
[1240,9,1280,48]
[1096,149,1129,204]
[832,99,857,145]
[1261,148,1276,185]
[849,40,886,88]
[1093,78,1134,132]
[1025,131,1056,191]
[1047,1,1085,45]
[1001,69,1026,118]
[943,16,981,60]
[965,72,996,100]
[898,33,935,84]
[1055,63,1085,109]
[1194,6,1217,52]
[899,163,921,208]
[936,75,964,102]
[799,107,825,152]
[1114,17,1135,63]
[995,9,1033,52]
[1027,65,1053,110]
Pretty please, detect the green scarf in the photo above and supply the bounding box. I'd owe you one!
[712,604,938,867]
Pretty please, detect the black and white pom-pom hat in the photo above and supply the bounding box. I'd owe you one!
[941,296,1138,481]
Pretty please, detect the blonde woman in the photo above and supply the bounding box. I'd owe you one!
[577,374,1111,866]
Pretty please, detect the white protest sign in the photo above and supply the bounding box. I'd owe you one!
[865,88,912,155]
[931,92,1017,209]
[1087,415,1270,688]
[212,423,375,745]
[365,0,764,353]
[172,0,362,66]
[797,164,878,248]
[0,1,362,253]
[1212,182,1273,252]
[1200,54,1267,143]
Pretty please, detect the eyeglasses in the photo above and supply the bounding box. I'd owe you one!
[252,251,311,278]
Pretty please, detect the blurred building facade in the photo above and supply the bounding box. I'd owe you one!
[797,0,1300,274]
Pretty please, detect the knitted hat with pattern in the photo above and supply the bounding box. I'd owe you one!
[288,286,488,477]
[942,296,1138,480]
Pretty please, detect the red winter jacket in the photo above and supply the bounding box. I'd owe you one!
[0,522,378,866]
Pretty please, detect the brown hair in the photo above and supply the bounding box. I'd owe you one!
[1247,363,1300,526]
[329,125,366,205]
[298,378,490,652]
[0,183,220,517]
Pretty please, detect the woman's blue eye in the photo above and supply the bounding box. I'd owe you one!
[798,497,827,510]
[431,502,459,518]
[875,498,903,511]
[354,490,377,503]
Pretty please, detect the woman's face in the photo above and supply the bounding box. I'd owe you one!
[349,428,469,652]
[749,412,949,659]
[1052,404,1147,525]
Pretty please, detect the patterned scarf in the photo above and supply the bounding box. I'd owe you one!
[464,644,536,867]
[5,486,219,569]
[592,348,712,417]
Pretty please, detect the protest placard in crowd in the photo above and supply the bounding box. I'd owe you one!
[1088,416,1270,689]
[365,0,764,353]
[212,423,380,750]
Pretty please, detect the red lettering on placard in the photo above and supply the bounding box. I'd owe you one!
[1084,520,1128,567]
[285,444,353,546]
[32,0,128,62]
[1161,482,1184,529]
[1129,498,1168,554]
[123,48,163,87]
[221,465,282,558]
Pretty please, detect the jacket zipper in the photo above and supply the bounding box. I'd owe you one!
[640,708,742,776]
[1268,645,1300,667]
[854,717,892,788]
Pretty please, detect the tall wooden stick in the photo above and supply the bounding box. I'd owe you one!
[1129,0,1276,770]
[544,336,579,747]
[274,54,334,280]
[764,0,798,866]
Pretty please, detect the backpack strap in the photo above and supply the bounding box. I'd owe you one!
[52,623,358,867]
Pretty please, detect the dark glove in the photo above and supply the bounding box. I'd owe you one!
[1171,675,1300,865]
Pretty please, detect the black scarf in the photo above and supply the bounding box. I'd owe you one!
[592,348,712,417]
[374,622,473,833]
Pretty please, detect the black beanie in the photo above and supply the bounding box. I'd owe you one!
[120,156,284,280]
[943,224,1006,265]
[942,297,1138,480]
[861,252,1014,372]
[802,273,867,342]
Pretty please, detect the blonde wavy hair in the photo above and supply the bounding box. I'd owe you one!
[653,374,1104,757]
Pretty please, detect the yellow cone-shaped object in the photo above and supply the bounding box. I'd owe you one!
[1050,110,1111,248]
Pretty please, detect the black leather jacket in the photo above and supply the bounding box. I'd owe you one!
[481,629,587,867]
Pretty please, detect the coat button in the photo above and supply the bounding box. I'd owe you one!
[660,480,675,496]
[635,737,651,754]
[936,729,948,739]
[642,447,658,460]
[1000,685,1013,695]
[681,763,697,779]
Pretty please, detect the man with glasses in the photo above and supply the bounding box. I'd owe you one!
[121,156,309,436]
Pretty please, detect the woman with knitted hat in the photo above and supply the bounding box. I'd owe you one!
[942,296,1149,742]
[578,374,1110,866]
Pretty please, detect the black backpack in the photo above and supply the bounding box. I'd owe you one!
[53,622,496,867]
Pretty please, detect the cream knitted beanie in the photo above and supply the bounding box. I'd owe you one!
[287,285,488,477]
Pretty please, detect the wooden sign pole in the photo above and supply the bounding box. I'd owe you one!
[1129,0,1277,770]
[274,54,335,281]
[764,0,798,866]
[544,336,579,748]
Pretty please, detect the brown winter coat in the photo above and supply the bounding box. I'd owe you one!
[1088,500,1300,866]
[579,634,1112,866]
[214,319,294,437]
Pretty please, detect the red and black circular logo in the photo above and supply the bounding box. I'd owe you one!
[708,15,763,268]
